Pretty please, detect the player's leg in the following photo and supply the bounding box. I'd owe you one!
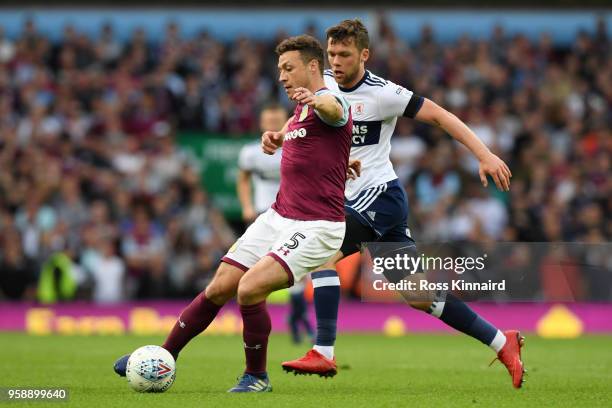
[288,282,311,344]
[302,183,403,363]
[282,212,375,375]
[421,288,524,387]
[295,285,314,341]
[311,213,375,360]
[227,255,289,393]
[113,210,277,377]
[161,261,243,359]
[368,179,512,357]
[161,211,281,359]
[230,218,344,391]
[288,292,301,344]
[381,225,526,388]
[309,253,342,357]
[113,261,243,376]
[381,224,506,348]
[427,291,525,387]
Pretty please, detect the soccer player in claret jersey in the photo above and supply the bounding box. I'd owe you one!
[281,19,526,389]
[237,103,314,344]
[113,34,352,393]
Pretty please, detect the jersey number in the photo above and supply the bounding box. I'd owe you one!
[283,232,306,249]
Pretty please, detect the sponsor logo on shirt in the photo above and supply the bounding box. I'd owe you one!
[285,127,307,141]
[351,120,382,146]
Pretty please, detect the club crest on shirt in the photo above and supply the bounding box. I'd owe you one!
[298,104,309,122]
[354,102,365,115]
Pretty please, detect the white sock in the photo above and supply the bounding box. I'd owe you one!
[489,330,507,353]
[313,345,334,359]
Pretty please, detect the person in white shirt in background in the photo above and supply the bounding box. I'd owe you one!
[237,103,313,344]
[86,238,125,304]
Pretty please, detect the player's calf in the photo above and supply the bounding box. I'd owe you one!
[161,262,245,358]
[311,269,340,360]
[233,256,290,389]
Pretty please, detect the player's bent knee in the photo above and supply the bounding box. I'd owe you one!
[205,281,236,305]
[236,280,263,305]
[205,262,245,303]
[312,251,344,272]
[313,260,335,273]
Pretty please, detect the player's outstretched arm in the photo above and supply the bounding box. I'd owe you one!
[292,87,344,125]
[415,98,512,191]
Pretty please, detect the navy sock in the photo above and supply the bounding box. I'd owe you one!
[312,269,340,347]
[429,292,498,346]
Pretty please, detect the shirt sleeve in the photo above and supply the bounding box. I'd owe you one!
[378,81,421,120]
[238,144,255,171]
[313,88,350,127]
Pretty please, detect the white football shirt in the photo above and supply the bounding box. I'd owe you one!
[238,142,282,214]
[324,70,417,200]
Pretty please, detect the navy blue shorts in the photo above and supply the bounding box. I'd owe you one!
[341,179,414,256]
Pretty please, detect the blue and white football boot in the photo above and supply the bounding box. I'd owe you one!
[227,373,272,393]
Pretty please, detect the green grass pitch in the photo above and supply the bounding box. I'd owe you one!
[2,333,611,407]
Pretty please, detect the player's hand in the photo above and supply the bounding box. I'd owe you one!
[291,87,317,107]
[347,159,361,180]
[478,152,512,191]
[261,131,284,155]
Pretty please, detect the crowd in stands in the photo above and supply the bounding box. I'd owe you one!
[0,15,609,302]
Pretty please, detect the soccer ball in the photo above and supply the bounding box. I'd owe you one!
[126,345,176,393]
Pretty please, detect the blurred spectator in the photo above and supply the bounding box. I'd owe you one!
[83,238,126,303]
[0,229,38,300]
[414,142,461,209]
[121,205,167,298]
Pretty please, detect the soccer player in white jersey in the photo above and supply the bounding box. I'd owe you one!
[237,104,314,344]
[237,104,286,223]
[282,19,525,389]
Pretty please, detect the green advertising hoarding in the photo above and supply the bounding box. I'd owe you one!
[177,133,257,220]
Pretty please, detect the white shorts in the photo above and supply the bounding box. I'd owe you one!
[222,208,345,285]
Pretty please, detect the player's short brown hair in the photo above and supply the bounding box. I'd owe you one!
[326,19,370,51]
[275,35,324,75]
